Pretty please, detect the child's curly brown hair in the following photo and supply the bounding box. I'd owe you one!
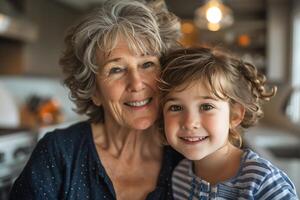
[158,47,277,147]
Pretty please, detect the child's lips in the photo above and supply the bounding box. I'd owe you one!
[179,136,209,143]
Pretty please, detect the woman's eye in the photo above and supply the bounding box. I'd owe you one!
[142,61,155,69]
[168,105,183,112]
[200,104,214,111]
[109,67,124,75]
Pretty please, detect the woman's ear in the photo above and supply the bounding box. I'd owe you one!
[92,87,102,106]
[230,103,245,128]
[92,96,101,106]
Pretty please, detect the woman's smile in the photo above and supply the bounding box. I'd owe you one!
[124,97,152,108]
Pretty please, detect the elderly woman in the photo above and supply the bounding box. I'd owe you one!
[9,0,182,200]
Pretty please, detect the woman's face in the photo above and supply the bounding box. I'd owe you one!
[93,39,160,130]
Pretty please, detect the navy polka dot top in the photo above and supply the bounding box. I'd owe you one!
[9,121,183,200]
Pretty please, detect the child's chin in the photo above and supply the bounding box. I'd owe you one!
[183,153,206,161]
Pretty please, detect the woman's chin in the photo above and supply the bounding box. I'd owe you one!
[130,118,156,131]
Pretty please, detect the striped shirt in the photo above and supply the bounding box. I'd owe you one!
[172,149,298,200]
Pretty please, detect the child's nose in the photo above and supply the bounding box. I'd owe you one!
[181,112,200,131]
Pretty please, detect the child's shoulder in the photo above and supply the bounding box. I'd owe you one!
[240,148,298,198]
[172,159,193,183]
[240,149,296,188]
[173,158,192,175]
[241,148,283,175]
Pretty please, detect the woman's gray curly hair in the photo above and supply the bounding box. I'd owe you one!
[59,0,181,123]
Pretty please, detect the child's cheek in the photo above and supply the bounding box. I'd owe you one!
[164,115,179,137]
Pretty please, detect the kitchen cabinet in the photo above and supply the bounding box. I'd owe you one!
[0,39,24,74]
[0,0,80,76]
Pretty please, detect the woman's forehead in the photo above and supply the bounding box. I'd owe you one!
[99,33,159,56]
[95,41,159,66]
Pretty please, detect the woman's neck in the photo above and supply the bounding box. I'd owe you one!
[193,143,242,185]
[91,121,163,200]
[92,121,162,161]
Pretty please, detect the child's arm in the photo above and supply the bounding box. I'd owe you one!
[254,170,298,199]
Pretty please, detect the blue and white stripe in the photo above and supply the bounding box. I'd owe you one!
[172,149,298,200]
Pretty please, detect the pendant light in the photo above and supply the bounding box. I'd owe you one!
[194,0,234,31]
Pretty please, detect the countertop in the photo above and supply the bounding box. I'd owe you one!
[243,124,300,196]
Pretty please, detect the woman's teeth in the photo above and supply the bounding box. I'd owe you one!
[181,136,208,142]
[125,98,151,107]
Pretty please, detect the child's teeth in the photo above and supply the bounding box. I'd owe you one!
[182,136,207,142]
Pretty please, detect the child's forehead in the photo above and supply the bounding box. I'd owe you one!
[167,79,227,100]
[169,80,211,94]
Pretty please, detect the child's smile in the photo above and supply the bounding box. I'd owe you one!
[179,135,209,143]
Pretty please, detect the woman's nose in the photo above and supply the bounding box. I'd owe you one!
[128,70,144,92]
[181,112,201,131]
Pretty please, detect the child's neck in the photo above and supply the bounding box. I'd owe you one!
[193,143,242,186]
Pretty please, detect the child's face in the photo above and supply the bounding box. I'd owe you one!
[163,81,232,161]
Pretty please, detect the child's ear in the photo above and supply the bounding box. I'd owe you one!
[230,103,245,128]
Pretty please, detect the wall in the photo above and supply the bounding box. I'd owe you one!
[23,0,80,76]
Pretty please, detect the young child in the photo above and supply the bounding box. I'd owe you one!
[158,47,298,199]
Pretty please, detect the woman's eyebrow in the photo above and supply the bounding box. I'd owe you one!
[103,58,122,66]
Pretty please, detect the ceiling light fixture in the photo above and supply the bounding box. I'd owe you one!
[194,0,234,31]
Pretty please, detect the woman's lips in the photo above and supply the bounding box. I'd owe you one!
[124,98,152,107]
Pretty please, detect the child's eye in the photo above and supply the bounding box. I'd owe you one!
[109,67,125,75]
[200,104,214,111]
[168,105,183,112]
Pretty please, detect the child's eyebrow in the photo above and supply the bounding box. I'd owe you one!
[164,97,178,103]
[202,96,218,100]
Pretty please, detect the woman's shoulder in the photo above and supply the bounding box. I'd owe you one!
[36,121,93,158]
[9,121,95,199]
[41,120,91,143]
[163,145,184,165]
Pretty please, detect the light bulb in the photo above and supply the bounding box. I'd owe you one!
[206,6,222,23]
[194,0,234,31]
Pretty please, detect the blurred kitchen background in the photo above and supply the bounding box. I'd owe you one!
[0,0,299,198]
